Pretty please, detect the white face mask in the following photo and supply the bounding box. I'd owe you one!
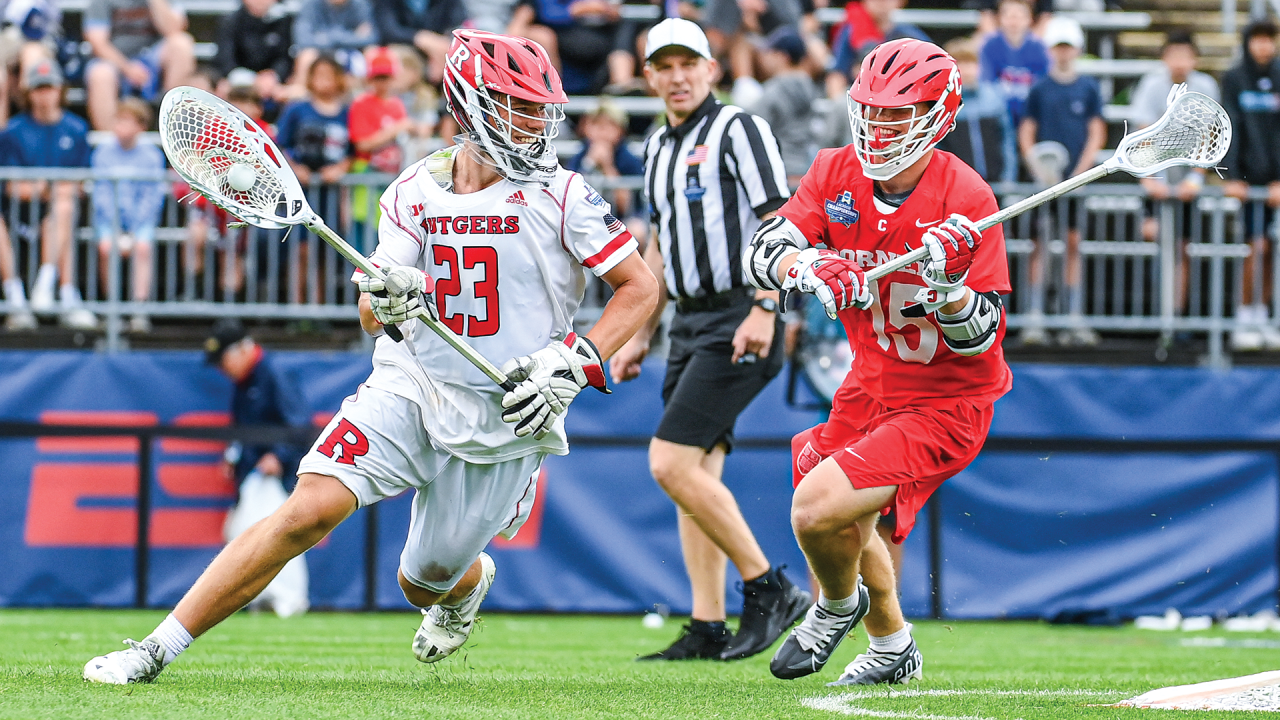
[847,66,961,182]
[444,63,565,187]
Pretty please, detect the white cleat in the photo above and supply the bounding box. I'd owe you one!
[413,553,496,664]
[83,638,166,684]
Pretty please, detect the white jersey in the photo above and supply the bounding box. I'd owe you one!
[359,146,637,463]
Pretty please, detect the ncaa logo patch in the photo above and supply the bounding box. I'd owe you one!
[825,191,859,227]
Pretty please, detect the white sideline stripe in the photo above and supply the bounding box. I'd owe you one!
[804,689,1119,719]
[1115,670,1280,708]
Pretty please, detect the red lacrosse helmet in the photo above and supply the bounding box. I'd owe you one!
[847,38,963,181]
[443,30,569,186]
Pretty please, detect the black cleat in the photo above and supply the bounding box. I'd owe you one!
[720,567,812,661]
[769,579,870,680]
[827,638,924,686]
[636,623,733,661]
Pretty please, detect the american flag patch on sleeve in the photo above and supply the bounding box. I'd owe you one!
[685,145,709,165]
[604,213,625,234]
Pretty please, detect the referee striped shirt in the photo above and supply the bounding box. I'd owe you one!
[643,94,790,300]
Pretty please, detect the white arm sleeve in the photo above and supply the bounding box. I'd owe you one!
[745,215,809,291]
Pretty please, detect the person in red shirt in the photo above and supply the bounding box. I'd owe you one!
[745,38,1012,684]
[349,47,411,175]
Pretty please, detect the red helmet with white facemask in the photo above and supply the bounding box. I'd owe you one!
[443,30,568,186]
[847,38,962,182]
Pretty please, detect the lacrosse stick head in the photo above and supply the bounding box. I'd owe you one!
[159,86,310,230]
[1110,85,1231,178]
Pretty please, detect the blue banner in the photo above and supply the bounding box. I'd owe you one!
[0,351,1275,619]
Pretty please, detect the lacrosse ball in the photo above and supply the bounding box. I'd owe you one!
[227,164,256,192]
[642,612,665,630]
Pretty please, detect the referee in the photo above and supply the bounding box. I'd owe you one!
[611,18,810,662]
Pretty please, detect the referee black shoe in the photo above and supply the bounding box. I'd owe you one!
[769,579,870,680]
[636,621,732,661]
[826,638,924,686]
[720,567,812,661]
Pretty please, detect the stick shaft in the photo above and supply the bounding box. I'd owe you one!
[307,216,517,392]
[863,164,1113,283]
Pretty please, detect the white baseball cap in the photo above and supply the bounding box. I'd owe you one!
[1043,16,1084,50]
[645,18,713,61]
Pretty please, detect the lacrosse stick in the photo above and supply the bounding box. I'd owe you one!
[158,86,517,392]
[865,85,1231,283]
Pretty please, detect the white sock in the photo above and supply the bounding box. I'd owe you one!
[147,613,193,667]
[1254,303,1270,321]
[34,264,56,294]
[869,622,913,654]
[3,278,26,304]
[58,283,81,304]
[818,591,859,615]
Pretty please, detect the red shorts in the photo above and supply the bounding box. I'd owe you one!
[791,382,994,544]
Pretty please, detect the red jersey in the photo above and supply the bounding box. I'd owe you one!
[779,147,1012,409]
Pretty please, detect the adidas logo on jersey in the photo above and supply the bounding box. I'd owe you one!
[506,191,528,206]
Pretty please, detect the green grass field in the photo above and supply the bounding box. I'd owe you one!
[3,609,1280,719]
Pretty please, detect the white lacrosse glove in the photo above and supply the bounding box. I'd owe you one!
[500,333,609,439]
[782,247,872,320]
[356,265,437,326]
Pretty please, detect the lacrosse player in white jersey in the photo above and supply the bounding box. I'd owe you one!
[83,29,658,684]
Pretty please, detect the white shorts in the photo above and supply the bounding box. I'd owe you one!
[298,385,544,593]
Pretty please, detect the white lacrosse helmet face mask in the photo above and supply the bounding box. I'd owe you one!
[848,96,955,182]
[442,30,569,186]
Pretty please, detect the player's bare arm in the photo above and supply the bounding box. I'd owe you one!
[610,235,667,383]
[585,251,660,359]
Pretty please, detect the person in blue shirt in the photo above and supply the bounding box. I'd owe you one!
[1019,16,1105,347]
[980,0,1047,141]
[936,36,1015,184]
[92,96,165,334]
[275,56,352,185]
[2,59,95,330]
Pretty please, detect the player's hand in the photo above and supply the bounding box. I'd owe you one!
[501,333,609,438]
[609,334,649,384]
[782,248,871,320]
[731,305,775,364]
[356,265,437,326]
[920,213,981,295]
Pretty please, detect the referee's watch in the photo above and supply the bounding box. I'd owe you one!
[753,297,779,314]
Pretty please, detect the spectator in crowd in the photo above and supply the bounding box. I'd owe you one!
[936,36,1012,183]
[83,0,196,131]
[92,97,164,334]
[1131,31,1219,322]
[506,0,640,96]
[1019,16,1103,346]
[3,59,95,330]
[981,0,1047,142]
[349,47,408,239]
[0,0,61,126]
[0,214,34,330]
[964,0,1052,38]
[565,98,646,244]
[204,318,312,618]
[372,0,468,85]
[699,0,806,107]
[390,45,440,163]
[276,55,353,188]
[467,0,519,34]
[291,0,376,87]
[215,0,294,105]
[748,25,820,184]
[1223,19,1280,351]
[827,0,928,87]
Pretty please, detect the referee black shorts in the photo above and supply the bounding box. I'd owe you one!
[656,287,784,454]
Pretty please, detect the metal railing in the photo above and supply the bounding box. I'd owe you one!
[0,167,1275,365]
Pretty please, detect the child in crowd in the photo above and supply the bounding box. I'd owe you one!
[391,45,439,164]
[276,54,353,187]
[980,0,1047,138]
[92,97,165,333]
[748,25,820,185]
[348,47,409,246]
[1019,16,1104,346]
[937,37,1013,184]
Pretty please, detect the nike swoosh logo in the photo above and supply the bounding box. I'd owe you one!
[915,219,942,227]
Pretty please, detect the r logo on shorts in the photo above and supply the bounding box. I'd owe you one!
[317,419,370,465]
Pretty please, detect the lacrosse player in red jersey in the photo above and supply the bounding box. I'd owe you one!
[83,30,658,685]
[744,38,1012,684]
